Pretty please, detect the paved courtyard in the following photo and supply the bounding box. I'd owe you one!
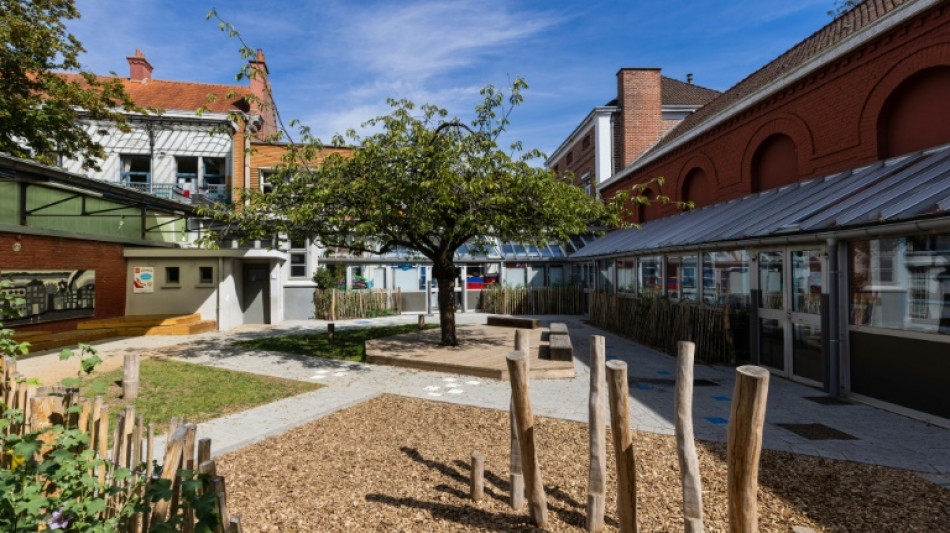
[19,313,950,487]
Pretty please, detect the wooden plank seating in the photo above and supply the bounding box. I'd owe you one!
[549,322,569,335]
[487,315,540,329]
[549,334,574,361]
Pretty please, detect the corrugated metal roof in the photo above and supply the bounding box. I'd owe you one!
[571,144,950,259]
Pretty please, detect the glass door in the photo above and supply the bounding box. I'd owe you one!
[790,249,824,384]
[756,248,825,385]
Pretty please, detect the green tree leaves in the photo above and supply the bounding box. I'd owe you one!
[0,0,139,169]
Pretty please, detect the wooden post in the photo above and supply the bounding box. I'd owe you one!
[229,516,242,533]
[97,405,109,484]
[606,359,638,533]
[151,426,187,527]
[214,476,230,533]
[676,341,704,533]
[327,323,335,341]
[418,313,425,330]
[509,329,531,509]
[198,438,212,464]
[470,451,485,502]
[727,366,770,533]
[123,354,140,400]
[587,335,607,532]
[506,351,548,528]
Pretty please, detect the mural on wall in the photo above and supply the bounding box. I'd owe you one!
[1,270,95,325]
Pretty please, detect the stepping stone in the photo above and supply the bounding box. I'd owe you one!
[333,372,347,377]
[447,389,463,394]
[424,386,440,391]
[465,380,481,386]
[309,374,326,380]
[427,392,442,397]
[442,377,457,382]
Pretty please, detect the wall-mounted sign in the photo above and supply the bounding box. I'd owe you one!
[133,267,154,294]
[1,269,96,325]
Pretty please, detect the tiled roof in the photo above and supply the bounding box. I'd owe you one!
[643,0,907,156]
[660,77,720,106]
[58,73,251,114]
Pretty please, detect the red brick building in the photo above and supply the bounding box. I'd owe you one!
[546,71,719,196]
[599,0,950,223]
[566,0,950,422]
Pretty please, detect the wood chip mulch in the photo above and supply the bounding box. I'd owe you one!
[216,395,949,532]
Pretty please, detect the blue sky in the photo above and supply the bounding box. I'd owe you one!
[69,0,833,157]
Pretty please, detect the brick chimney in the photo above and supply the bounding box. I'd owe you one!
[247,49,277,138]
[127,49,153,82]
[616,68,664,168]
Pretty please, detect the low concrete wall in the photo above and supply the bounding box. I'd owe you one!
[284,285,316,320]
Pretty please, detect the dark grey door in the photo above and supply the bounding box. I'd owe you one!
[242,264,270,324]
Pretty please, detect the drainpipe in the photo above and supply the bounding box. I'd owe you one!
[826,238,840,396]
[216,256,223,331]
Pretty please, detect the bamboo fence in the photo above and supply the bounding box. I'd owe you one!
[0,355,243,532]
[589,293,736,365]
[314,288,402,320]
[479,285,584,315]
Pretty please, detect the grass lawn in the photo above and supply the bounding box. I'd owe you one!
[82,358,319,434]
[233,323,439,362]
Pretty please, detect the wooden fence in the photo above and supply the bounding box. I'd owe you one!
[589,293,737,365]
[1,355,242,532]
[314,288,402,320]
[479,285,584,315]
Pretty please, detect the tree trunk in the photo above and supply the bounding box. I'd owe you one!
[433,262,459,346]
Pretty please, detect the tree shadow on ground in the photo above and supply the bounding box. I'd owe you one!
[400,446,613,529]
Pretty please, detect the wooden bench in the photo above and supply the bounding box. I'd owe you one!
[549,322,569,335]
[549,334,574,361]
[486,316,540,329]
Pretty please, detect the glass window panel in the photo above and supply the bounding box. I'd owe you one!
[667,255,697,301]
[702,250,751,308]
[549,266,564,286]
[792,322,823,382]
[616,258,636,294]
[759,318,784,370]
[792,249,823,314]
[638,256,661,297]
[758,251,784,310]
[850,235,950,334]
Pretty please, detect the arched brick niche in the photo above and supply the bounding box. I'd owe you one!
[861,43,950,159]
[677,154,718,208]
[877,66,950,158]
[751,134,798,192]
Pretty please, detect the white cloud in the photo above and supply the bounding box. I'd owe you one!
[332,0,565,80]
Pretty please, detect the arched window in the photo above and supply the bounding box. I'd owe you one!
[878,67,950,158]
[681,167,710,207]
[636,187,663,224]
[751,134,798,192]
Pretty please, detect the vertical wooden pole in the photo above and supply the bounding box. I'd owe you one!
[327,323,335,341]
[151,426,187,527]
[198,438,212,464]
[509,329,530,509]
[606,359,638,533]
[123,354,140,400]
[418,313,425,330]
[727,366,770,533]
[587,335,607,532]
[506,351,548,528]
[676,341,704,533]
[470,451,485,502]
[97,405,109,484]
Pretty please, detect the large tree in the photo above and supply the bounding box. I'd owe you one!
[0,0,138,168]
[202,80,629,345]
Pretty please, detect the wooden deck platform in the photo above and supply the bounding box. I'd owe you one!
[13,314,216,354]
[366,324,575,380]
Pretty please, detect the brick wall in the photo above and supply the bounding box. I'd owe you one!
[551,130,597,189]
[0,233,127,333]
[604,4,950,221]
[616,68,664,168]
